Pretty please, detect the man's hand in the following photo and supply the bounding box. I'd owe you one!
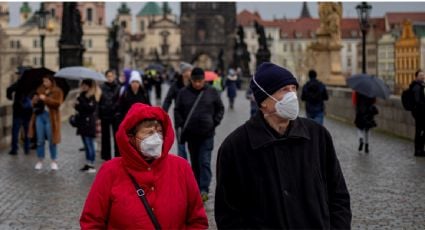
[39,94,46,101]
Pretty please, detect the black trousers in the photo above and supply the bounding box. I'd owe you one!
[414,118,425,153]
[100,118,119,160]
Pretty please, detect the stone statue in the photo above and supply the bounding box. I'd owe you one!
[254,21,270,67]
[317,2,342,46]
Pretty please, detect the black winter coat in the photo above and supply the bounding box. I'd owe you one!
[117,87,150,121]
[75,92,97,137]
[174,85,224,140]
[354,92,378,130]
[301,79,329,114]
[215,113,351,229]
[6,81,33,118]
[98,82,119,120]
[162,75,185,112]
[410,80,425,120]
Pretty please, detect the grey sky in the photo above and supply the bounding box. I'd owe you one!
[6,2,425,27]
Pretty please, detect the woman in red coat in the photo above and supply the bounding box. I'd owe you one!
[80,103,208,229]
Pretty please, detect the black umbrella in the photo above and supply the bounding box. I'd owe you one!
[18,67,70,98]
[146,63,164,72]
[346,74,390,100]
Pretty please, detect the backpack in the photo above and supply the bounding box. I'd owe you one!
[401,87,415,111]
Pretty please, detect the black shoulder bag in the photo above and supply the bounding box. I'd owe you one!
[127,173,161,230]
[177,90,205,143]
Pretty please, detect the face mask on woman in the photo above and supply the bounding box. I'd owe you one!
[137,132,163,159]
[253,77,299,120]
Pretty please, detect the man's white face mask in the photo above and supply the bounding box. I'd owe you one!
[253,76,299,120]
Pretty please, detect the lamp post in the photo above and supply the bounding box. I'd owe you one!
[356,2,372,74]
[35,3,50,68]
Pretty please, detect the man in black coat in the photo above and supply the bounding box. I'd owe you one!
[215,62,351,229]
[98,70,120,160]
[301,69,329,125]
[174,67,224,202]
[410,69,425,157]
[6,66,32,155]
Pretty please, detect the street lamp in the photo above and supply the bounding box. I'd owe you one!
[356,2,372,74]
[35,3,50,68]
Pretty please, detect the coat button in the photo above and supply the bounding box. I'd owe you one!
[151,187,155,191]
[147,167,151,171]
[283,190,289,196]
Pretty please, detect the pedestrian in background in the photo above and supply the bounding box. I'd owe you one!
[353,91,378,154]
[409,69,425,157]
[162,62,193,159]
[99,70,120,160]
[29,75,64,170]
[6,66,32,155]
[301,69,329,125]
[245,87,258,117]
[80,103,208,229]
[215,62,351,229]
[174,67,225,202]
[74,79,100,173]
[116,70,150,125]
[225,68,238,110]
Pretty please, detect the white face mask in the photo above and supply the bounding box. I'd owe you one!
[253,76,299,120]
[139,133,163,159]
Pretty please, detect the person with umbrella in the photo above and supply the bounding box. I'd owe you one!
[29,74,64,170]
[346,74,388,154]
[6,66,33,155]
[352,91,378,154]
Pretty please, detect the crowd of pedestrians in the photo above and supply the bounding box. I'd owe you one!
[5,60,425,229]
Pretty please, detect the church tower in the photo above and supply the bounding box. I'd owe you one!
[180,2,236,70]
[0,2,9,28]
[117,3,132,33]
[20,2,32,25]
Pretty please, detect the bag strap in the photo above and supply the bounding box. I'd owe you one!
[182,90,205,131]
[127,172,161,230]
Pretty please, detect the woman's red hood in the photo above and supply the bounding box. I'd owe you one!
[116,103,174,170]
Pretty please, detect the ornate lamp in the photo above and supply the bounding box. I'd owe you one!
[356,2,372,74]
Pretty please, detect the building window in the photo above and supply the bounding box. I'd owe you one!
[290,43,294,52]
[51,8,56,18]
[347,57,352,67]
[88,39,92,48]
[16,40,20,49]
[33,39,38,48]
[10,40,14,48]
[297,44,302,52]
[283,58,287,66]
[87,8,93,22]
[33,57,38,65]
[140,21,145,31]
[347,43,352,52]
[283,44,287,52]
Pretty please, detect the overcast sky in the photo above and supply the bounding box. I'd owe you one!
[6,2,425,27]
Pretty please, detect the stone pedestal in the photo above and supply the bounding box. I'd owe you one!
[307,33,346,86]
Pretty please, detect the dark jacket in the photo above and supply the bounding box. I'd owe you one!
[354,92,378,130]
[75,92,97,137]
[117,86,150,121]
[162,74,185,112]
[174,84,224,140]
[410,80,425,120]
[6,81,33,118]
[215,113,351,229]
[301,78,329,114]
[98,81,119,120]
[225,75,238,99]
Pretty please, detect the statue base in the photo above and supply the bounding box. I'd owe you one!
[307,33,346,86]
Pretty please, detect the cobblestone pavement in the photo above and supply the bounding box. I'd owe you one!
[0,88,424,229]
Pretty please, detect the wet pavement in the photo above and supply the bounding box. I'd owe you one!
[0,88,424,229]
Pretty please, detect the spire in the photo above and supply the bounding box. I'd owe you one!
[118,3,131,15]
[300,2,311,18]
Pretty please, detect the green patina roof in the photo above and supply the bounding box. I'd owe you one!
[118,3,131,15]
[20,2,32,14]
[137,2,163,17]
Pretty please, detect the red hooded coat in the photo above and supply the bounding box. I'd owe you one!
[80,103,208,229]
